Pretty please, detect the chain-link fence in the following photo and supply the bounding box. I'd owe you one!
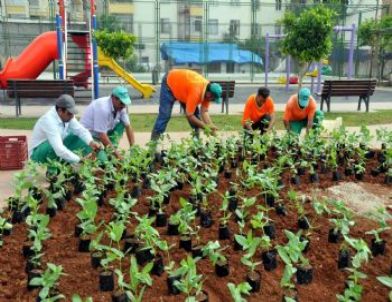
[0,1,390,83]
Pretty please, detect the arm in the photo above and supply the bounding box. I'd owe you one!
[125,124,135,147]
[266,113,276,131]
[69,118,101,151]
[283,119,290,131]
[242,101,253,131]
[44,127,80,163]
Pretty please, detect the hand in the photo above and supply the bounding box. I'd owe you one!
[114,149,124,160]
[89,141,102,152]
[210,124,218,136]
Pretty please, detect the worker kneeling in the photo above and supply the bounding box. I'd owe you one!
[30,95,101,165]
[283,88,324,135]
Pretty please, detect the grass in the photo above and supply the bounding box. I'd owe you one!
[0,110,391,132]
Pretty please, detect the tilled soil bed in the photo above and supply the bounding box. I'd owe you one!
[0,155,391,302]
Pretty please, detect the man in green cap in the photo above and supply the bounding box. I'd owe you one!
[80,86,135,160]
[151,69,222,140]
[30,94,101,164]
[283,87,324,135]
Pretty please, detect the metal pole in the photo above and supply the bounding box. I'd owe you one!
[316,62,321,95]
[348,24,355,79]
[56,15,64,80]
[286,55,290,92]
[265,33,269,87]
[92,14,99,99]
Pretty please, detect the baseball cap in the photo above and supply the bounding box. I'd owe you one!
[112,86,131,105]
[298,88,311,107]
[209,83,222,104]
[56,94,78,114]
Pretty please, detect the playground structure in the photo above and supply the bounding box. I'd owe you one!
[0,0,155,100]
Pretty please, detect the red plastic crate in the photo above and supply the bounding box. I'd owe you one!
[0,136,28,170]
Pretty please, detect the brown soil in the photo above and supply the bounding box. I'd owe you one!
[0,157,391,302]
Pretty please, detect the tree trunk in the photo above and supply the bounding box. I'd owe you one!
[298,62,310,89]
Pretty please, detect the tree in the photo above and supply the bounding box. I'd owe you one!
[95,30,137,61]
[358,15,392,79]
[280,5,337,86]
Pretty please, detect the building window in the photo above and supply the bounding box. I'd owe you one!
[29,0,40,5]
[116,14,133,33]
[161,18,171,34]
[229,20,240,36]
[275,0,282,11]
[251,23,261,37]
[274,24,282,35]
[192,16,202,33]
[226,62,234,73]
[207,62,221,73]
[208,19,218,35]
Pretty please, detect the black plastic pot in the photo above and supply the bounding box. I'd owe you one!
[167,221,179,236]
[365,150,375,159]
[263,223,276,239]
[25,258,39,274]
[215,260,229,277]
[74,182,86,195]
[384,175,392,185]
[228,196,238,212]
[231,159,238,168]
[123,237,140,254]
[332,170,341,182]
[156,212,167,227]
[300,235,310,253]
[338,249,350,269]
[27,269,42,291]
[219,224,230,240]
[148,206,157,218]
[2,227,11,236]
[200,211,213,228]
[328,228,341,243]
[224,170,232,179]
[46,207,57,218]
[191,245,204,259]
[152,254,165,276]
[99,270,115,292]
[371,168,381,177]
[55,197,66,211]
[309,173,319,183]
[179,236,192,252]
[246,271,261,292]
[74,225,83,237]
[97,192,106,207]
[275,203,287,216]
[262,250,277,271]
[265,194,275,207]
[112,290,129,302]
[298,217,310,230]
[371,239,386,256]
[233,237,243,251]
[22,242,34,258]
[78,236,91,253]
[11,210,24,224]
[163,194,171,205]
[291,175,301,186]
[167,275,181,295]
[131,185,142,198]
[143,177,151,189]
[298,167,306,176]
[135,247,154,265]
[345,167,353,176]
[296,265,313,285]
[91,251,103,269]
[355,173,364,181]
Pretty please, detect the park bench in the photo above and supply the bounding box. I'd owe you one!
[7,79,75,116]
[317,79,377,112]
[211,80,236,114]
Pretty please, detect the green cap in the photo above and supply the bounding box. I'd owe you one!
[209,83,222,104]
[112,86,131,105]
[298,88,311,107]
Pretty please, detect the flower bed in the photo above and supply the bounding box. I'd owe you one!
[0,127,391,302]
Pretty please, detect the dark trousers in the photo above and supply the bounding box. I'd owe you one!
[244,115,271,144]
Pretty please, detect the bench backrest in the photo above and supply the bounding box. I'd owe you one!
[7,79,75,98]
[211,81,235,98]
[321,80,376,97]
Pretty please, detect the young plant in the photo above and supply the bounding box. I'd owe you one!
[71,295,93,302]
[115,255,153,302]
[365,207,392,243]
[29,263,65,301]
[227,282,252,302]
[376,275,392,301]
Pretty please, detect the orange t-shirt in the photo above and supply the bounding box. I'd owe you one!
[283,94,317,122]
[242,94,275,126]
[167,69,210,115]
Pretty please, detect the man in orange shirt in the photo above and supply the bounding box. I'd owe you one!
[242,87,275,135]
[283,87,324,135]
[151,69,222,140]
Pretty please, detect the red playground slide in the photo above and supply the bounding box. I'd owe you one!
[0,31,58,89]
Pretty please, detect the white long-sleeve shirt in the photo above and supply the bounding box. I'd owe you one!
[80,96,130,138]
[29,107,93,163]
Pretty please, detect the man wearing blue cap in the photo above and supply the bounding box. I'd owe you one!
[151,69,222,140]
[283,87,324,135]
[80,86,135,160]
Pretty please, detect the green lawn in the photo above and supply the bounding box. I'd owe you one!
[1,110,391,132]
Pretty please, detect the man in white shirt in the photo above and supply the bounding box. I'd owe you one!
[80,86,135,160]
[30,95,101,164]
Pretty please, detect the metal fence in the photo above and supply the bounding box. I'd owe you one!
[0,1,390,83]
